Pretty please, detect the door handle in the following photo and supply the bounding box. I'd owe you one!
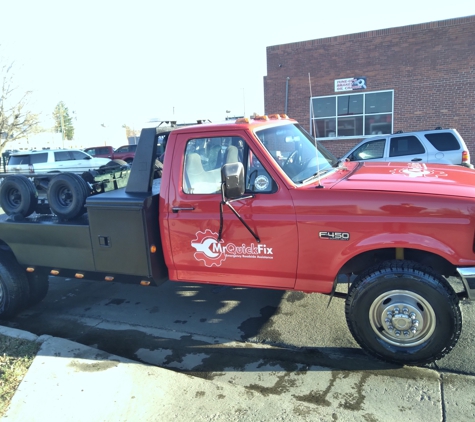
[411,158,422,161]
[172,207,195,213]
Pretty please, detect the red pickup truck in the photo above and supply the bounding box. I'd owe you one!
[0,114,474,366]
[84,145,137,164]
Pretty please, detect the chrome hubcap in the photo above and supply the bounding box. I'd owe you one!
[369,290,436,347]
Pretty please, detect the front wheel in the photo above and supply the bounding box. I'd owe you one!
[345,260,461,366]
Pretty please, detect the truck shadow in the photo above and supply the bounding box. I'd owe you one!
[1,278,405,375]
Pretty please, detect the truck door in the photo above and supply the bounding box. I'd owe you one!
[165,133,298,289]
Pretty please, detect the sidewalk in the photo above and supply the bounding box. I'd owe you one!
[1,326,474,421]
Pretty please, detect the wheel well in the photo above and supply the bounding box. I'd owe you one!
[338,248,457,278]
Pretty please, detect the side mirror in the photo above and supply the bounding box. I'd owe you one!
[221,162,244,199]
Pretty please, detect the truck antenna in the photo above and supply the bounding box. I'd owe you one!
[309,73,323,188]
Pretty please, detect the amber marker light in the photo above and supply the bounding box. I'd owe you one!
[105,276,114,282]
[150,245,157,254]
[253,115,270,121]
[75,273,85,279]
[50,270,60,275]
[26,267,35,273]
[140,280,151,286]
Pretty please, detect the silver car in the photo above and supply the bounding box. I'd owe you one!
[340,128,473,168]
[6,149,111,174]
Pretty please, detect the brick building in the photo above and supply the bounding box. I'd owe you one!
[264,15,475,159]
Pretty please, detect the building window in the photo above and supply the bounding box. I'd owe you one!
[310,90,393,139]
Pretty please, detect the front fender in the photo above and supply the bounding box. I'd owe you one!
[352,232,455,257]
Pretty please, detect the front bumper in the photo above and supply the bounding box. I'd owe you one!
[456,267,475,300]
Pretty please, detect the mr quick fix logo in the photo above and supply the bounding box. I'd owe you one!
[191,229,273,267]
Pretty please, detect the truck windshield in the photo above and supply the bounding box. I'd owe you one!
[255,124,337,183]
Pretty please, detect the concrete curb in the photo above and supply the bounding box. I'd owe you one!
[1,326,474,421]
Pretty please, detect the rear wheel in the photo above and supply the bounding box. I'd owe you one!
[0,251,30,318]
[345,260,461,366]
[47,173,89,220]
[0,175,38,217]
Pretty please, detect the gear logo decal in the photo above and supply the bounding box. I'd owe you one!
[191,229,226,267]
[191,229,274,267]
[390,163,448,178]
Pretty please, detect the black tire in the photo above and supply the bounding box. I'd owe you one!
[0,251,30,318]
[0,175,38,217]
[153,159,163,179]
[345,260,462,366]
[26,271,49,307]
[104,159,128,168]
[47,173,89,220]
[76,173,92,198]
[81,171,95,185]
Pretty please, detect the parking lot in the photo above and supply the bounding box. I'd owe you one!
[2,275,475,420]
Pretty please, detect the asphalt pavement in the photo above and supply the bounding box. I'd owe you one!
[1,325,474,422]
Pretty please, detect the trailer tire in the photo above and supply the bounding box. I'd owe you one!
[345,260,461,366]
[102,159,128,169]
[47,173,89,220]
[0,252,30,318]
[76,173,92,198]
[26,271,49,306]
[0,175,38,217]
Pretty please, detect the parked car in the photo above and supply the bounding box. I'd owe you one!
[112,145,137,163]
[84,145,137,164]
[339,128,473,168]
[6,149,111,174]
[82,146,114,159]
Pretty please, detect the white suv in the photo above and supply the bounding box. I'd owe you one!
[6,149,111,174]
[340,128,473,168]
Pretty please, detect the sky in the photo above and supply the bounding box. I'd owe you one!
[1,0,474,144]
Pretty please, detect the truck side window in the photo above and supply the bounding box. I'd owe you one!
[183,137,276,195]
[245,151,276,194]
[183,137,228,194]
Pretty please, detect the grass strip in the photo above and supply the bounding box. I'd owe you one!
[0,334,40,416]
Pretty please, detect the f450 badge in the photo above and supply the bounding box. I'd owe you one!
[319,231,350,241]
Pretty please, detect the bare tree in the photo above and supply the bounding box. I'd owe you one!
[0,62,39,155]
